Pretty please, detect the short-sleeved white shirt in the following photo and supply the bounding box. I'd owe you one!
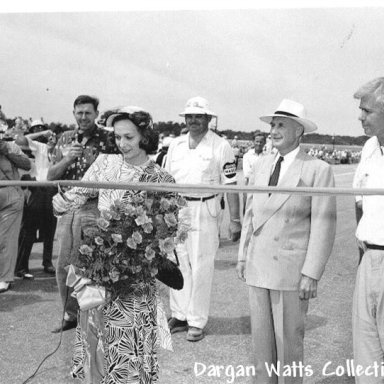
[165,130,237,197]
[242,149,263,179]
[26,137,51,181]
[354,136,384,244]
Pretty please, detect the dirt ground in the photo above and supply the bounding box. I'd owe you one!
[0,165,358,384]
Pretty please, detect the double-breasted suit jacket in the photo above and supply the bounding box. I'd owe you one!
[239,148,337,290]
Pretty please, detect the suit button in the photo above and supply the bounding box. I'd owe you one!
[273,255,278,261]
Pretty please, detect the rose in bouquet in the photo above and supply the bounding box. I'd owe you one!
[75,191,189,298]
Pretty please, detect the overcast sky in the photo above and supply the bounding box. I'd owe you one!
[1,4,384,136]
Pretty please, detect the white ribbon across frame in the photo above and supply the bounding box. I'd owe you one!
[0,179,383,196]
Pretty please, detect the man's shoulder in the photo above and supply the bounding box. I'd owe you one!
[93,127,119,153]
[360,136,379,159]
[210,130,228,143]
[243,150,252,160]
[207,131,233,152]
[168,134,187,150]
[300,150,333,173]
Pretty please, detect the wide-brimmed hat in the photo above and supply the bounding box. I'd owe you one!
[179,96,216,117]
[260,99,317,133]
[30,119,45,128]
[105,106,152,128]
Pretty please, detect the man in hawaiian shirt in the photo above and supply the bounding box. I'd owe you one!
[48,95,118,333]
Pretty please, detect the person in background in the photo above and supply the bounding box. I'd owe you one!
[242,132,266,186]
[232,143,241,170]
[155,136,173,168]
[264,133,273,154]
[242,132,267,213]
[166,96,241,342]
[47,95,118,333]
[0,129,31,293]
[14,120,58,278]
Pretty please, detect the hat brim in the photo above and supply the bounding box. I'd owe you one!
[106,113,122,127]
[105,106,149,127]
[260,114,317,133]
[179,107,216,117]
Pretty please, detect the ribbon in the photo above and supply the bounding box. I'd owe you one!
[66,264,107,311]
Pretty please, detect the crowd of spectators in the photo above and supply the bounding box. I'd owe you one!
[306,146,361,164]
[228,135,362,168]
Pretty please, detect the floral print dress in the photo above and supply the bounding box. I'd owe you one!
[65,154,174,384]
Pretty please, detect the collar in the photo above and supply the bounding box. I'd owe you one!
[275,145,300,163]
[362,136,384,158]
[77,125,100,138]
[186,129,212,147]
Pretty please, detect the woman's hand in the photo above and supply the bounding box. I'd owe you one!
[52,193,70,213]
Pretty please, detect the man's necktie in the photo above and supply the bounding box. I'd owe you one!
[268,156,284,195]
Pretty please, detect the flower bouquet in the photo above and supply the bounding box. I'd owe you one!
[75,191,189,299]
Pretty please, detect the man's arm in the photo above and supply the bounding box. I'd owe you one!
[355,200,365,262]
[47,142,83,180]
[0,141,31,170]
[300,164,337,299]
[236,192,254,281]
[355,200,363,224]
[25,130,53,141]
[226,185,241,242]
[15,130,53,148]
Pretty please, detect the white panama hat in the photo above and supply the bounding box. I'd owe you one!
[260,99,317,133]
[30,119,45,128]
[179,96,216,117]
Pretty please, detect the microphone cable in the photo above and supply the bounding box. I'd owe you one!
[21,289,71,384]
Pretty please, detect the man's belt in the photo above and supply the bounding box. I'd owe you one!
[365,243,384,251]
[184,194,218,202]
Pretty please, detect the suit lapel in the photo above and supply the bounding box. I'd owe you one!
[253,148,305,231]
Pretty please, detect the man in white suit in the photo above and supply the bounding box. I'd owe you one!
[237,99,337,383]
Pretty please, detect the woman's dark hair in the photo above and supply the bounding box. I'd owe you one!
[112,112,159,154]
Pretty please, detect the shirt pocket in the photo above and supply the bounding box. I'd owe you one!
[197,153,215,183]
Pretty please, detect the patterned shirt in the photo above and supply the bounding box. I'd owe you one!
[51,127,118,181]
[63,154,175,212]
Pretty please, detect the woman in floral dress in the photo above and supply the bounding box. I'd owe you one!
[53,106,175,384]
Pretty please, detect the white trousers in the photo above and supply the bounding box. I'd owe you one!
[353,249,384,384]
[170,197,220,329]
